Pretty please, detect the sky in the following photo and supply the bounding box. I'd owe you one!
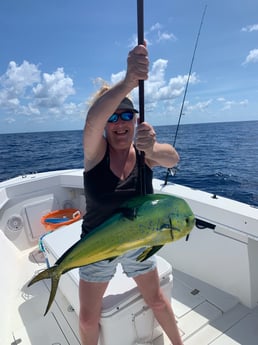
[0,0,258,133]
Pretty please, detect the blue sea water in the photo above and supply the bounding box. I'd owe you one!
[1,120,258,207]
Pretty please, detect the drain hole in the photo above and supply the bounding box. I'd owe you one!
[191,289,200,295]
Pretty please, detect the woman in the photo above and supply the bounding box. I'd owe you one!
[79,43,183,345]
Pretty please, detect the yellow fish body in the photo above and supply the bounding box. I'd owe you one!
[28,193,195,315]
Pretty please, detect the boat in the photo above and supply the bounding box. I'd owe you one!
[1,168,258,345]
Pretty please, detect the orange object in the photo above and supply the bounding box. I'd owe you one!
[41,208,81,231]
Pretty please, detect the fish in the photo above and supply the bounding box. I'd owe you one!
[28,193,195,315]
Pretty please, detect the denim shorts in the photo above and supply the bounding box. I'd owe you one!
[79,247,157,283]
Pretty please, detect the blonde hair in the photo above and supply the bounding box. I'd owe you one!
[87,78,133,109]
[87,78,110,108]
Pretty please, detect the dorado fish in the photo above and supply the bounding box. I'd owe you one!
[28,193,195,315]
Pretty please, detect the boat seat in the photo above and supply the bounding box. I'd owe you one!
[43,219,173,345]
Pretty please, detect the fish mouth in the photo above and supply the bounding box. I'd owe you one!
[169,217,175,240]
[168,214,195,240]
[186,214,195,229]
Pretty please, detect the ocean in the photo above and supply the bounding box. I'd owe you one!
[1,120,258,207]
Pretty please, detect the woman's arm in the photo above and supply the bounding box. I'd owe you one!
[135,121,179,168]
[83,44,149,170]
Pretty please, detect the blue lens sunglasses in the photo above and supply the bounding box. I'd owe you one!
[107,112,135,123]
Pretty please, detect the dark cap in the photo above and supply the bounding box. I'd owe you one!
[117,97,138,113]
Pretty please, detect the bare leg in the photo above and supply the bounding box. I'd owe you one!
[134,268,183,345]
[79,279,109,345]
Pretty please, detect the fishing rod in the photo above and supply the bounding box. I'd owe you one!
[164,4,207,186]
[137,0,146,195]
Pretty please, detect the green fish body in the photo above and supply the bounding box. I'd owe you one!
[28,193,195,315]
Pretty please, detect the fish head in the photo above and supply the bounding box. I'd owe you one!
[121,193,195,243]
[151,194,195,242]
[167,204,195,240]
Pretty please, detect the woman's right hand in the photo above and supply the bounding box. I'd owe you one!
[124,44,149,89]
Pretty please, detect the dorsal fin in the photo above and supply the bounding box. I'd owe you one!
[136,245,163,262]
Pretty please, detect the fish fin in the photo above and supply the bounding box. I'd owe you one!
[117,207,137,220]
[28,265,61,316]
[136,246,164,262]
[28,266,57,287]
[107,256,118,262]
[44,274,60,316]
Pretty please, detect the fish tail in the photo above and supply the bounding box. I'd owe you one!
[28,265,61,315]
[43,273,60,315]
[28,266,57,286]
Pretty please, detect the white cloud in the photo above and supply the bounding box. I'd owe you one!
[128,34,138,49]
[0,60,40,109]
[241,25,258,66]
[18,103,41,116]
[157,31,176,42]
[221,100,235,111]
[108,58,200,124]
[129,59,199,121]
[128,22,176,48]
[241,24,258,32]
[148,22,176,44]
[1,60,40,92]
[0,61,81,120]
[150,23,162,31]
[217,98,248,111]
[243,49,258,65]
[32,68,75,108]
[147,59,167,86]
[239,99,248,106]
[137,59,198,103]
[4,117,16,124]
[186,100,212,112]
[111,71,125,84]
[110,58,199,105]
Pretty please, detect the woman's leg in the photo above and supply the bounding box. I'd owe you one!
[79,279,109,345]
[134,268,183,345]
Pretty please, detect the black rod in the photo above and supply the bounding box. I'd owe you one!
[137,0,146,195]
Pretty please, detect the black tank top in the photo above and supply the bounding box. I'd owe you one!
[81,146,153,237]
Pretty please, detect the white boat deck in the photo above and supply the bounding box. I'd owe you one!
[6,245,258,345]
[1,171,258,345]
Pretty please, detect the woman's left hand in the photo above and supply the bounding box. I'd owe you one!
[135,122,156,155]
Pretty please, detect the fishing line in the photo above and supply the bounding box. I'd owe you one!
[164,4,207,185]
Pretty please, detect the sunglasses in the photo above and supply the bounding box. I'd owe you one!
[107,112,135,123]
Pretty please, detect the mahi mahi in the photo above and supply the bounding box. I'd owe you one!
[28,193,195,315]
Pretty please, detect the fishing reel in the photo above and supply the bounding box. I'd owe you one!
[168,166,178,177]
[163,165,179,186]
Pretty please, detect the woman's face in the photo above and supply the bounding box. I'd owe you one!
[105,109,137,149]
